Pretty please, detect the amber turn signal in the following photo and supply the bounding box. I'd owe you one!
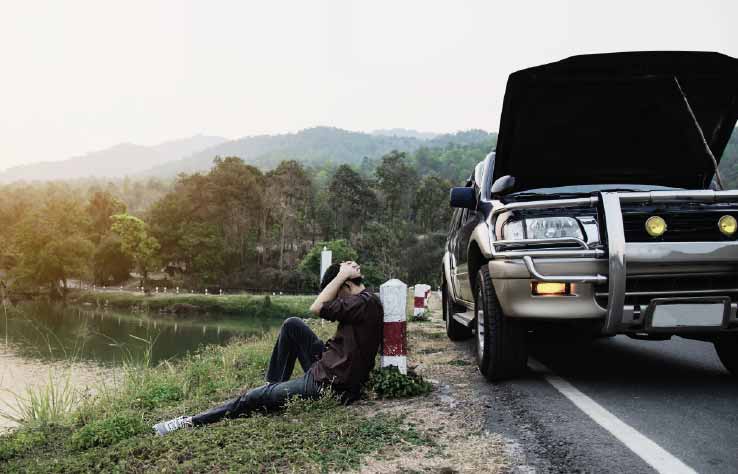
[532,282,570,296]
[645,216,667,237]
[718,215,737,236]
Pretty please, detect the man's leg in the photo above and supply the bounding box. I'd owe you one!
[190,369,323,426]
[266,317,324,383]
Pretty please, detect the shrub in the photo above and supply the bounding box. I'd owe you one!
[69,413,146,451]
[131,379,183,410]
[0,428,47,461]
[366,366,432,399]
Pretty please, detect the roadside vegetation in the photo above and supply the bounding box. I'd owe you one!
[0,321,433,473]
[71,291,315,319]
[0,132,500,301]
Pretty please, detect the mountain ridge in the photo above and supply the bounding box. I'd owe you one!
[0,135,228,183]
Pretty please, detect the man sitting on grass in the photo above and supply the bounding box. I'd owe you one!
[153,261,383,436]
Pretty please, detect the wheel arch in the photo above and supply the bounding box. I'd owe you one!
[467,240,487,295]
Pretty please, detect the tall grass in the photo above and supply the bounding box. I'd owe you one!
[0,371,79,426]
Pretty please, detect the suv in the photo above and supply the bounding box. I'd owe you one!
[442,51,738,380]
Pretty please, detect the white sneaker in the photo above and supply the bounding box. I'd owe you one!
[153,416,193,436]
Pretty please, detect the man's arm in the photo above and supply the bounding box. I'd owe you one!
[309,261,361,316]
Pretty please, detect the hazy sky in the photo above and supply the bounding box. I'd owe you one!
[1,0,736,170]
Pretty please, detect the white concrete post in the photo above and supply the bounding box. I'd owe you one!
[380,278,407,374]
[320,246,332,285]
[413,284,429,317]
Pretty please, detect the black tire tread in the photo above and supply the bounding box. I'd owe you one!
[476,266,527,380]
[714,335,738,376]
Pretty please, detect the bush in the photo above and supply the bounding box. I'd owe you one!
[131,379,183,410]
[69,413,145,450]
[366,366,432,399]
[0,428,47,461]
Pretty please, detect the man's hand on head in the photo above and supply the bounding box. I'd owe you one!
[310,261,362,316]
[339,261,361,280]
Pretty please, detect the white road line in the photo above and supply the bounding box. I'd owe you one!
[528,358,697,474]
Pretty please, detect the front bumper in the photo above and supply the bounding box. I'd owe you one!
[490,191,738,334]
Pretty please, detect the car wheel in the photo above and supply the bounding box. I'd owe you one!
[443,282,472,341]
[714,335,738,375]
[475,266,528,381]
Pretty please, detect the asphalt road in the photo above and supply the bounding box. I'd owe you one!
[483,335,738,473]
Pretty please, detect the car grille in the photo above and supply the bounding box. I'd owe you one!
[622,210,738,242]
[595,274,738,308]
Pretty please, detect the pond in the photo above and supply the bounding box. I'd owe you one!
[0,302,286,366]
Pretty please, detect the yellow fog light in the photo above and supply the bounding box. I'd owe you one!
[645,216,667,237]
[532,282,570,296]
[718,215,737,236]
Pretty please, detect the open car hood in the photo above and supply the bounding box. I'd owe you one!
[493,51,738,191]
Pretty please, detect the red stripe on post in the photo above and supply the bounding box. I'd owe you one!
[413,296,424,308]
[383,321,406,356]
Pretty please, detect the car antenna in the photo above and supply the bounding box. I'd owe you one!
[673,76,724,190]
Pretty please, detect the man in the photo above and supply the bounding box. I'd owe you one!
[153,260,383,436]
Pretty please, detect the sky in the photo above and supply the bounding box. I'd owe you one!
[0,0,736,170]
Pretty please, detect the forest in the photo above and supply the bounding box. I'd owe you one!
[1,127,736,297]
[0,134,497,295]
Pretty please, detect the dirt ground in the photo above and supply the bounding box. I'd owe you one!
[352,293,511,474]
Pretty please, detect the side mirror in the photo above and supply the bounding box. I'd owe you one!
[450,187,477,209]
[490,175,516,196]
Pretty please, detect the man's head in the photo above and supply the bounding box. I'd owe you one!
[321,262,365,297]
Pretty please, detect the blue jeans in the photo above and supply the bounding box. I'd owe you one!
[192,317,325,425]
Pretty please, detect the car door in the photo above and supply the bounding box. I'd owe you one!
[455,206,480,303]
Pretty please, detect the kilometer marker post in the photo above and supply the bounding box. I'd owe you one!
[380,279,408,374]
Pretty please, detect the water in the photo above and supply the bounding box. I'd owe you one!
[0,302,285,366]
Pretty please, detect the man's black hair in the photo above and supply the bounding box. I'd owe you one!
[320,263,364,291]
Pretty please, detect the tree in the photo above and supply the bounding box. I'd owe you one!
[413,175,453,233]
[86,190,130,284]
[355,221,408,284]
[299,239,358,288]
[93,234,134,285]
[10,192,94,297]
[86,190,126,243]
[375,151,418,223]
[267,160,313,271]
[327,165,377,239]
[111,214,160,288]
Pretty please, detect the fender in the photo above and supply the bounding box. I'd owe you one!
[442,251,455,297]
[469,221,494,259]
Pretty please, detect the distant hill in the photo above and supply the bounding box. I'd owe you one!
[0,135,227,182]
[372,128,439,140]
[140,127,495,178]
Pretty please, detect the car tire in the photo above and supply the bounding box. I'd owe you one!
[475,266,528,381]
[714,335,738,375]
[443,282,472,341]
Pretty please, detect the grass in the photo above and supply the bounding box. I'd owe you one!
[0,371,80,427]
[0,322,433,473]
[71,291,315,319]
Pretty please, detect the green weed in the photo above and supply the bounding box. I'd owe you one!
[0,426,47,462]
[68,413,146,451]
[367,366,433,399]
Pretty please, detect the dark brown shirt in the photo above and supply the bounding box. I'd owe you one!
[312,289,383,391]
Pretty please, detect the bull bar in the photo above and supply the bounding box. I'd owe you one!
[490,190,738,334]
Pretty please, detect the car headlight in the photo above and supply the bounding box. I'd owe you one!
[502,217,584,240]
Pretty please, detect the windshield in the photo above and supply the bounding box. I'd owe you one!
[509,184,682,196]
